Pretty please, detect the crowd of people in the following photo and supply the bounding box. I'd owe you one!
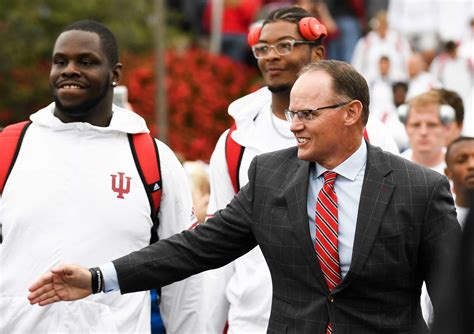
[1,2,473,334]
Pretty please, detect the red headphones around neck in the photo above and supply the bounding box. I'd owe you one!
[247,17,327,47]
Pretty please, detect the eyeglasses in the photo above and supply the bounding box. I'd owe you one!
[284,101,352,122]
[251,39,319,59]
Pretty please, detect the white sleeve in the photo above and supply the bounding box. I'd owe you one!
[207,130,238,214]
[351,38,366,75]
[366,116,400,155]
[153,140,205,333]
[177,131,236,333]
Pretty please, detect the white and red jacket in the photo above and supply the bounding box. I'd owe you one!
[0,103,200,333]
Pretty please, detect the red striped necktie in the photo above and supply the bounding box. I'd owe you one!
[315,171,341,333]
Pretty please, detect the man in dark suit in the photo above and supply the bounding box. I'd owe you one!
[29,60,460,334]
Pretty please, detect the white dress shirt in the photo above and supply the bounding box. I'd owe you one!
[307,141,367,278]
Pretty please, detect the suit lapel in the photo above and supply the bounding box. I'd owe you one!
[337,144,395,290]
[285,158,327,289]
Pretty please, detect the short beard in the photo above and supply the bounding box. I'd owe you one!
[267,84,292,94]
[53,80,110,119]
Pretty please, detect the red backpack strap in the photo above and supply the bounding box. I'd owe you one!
[0,121,32,194]
[128,133,162,244]
[363,128,370,143]
[225,123,245,193]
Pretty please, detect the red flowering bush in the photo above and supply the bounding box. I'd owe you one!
[122,48,260,162]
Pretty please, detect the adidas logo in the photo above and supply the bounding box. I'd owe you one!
[153,183,160,191]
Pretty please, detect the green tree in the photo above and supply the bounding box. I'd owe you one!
[0,0,190,125]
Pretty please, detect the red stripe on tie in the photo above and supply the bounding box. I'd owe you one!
[315,171,341,333]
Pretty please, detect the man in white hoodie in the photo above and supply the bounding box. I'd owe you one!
[0,20,199,333]
[194,7,400,334]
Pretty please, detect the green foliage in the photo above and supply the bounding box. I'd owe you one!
[0,0,191,125]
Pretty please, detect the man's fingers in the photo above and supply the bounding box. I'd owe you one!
[28,281,55,302]
[28,273,53,293]
[38,295,61,306]
[28,286,58,305]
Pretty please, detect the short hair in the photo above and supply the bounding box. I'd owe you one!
[298,60,370,125]
[434,88,464,126]
[263,6,324,44]
[408,90,445,110]
[61,20,119,66]
[445,136,474,166]
[392,81,408,93]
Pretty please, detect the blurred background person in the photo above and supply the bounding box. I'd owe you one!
[369,55,397,120]
[183,160,210,224]
[351,10,411,83]
[369,58,410,152]
[458,17,474,66]
[406,52,442,100]
[399,89,451,174]
[387,0,439,65]
[202,0,263,63]
[445,136,474,229]
[429,41,472,112]
[325,0,365,62]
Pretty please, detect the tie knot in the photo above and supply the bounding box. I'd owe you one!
[323,171,337,185]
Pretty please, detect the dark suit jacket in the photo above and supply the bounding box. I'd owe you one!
[114,144,461,334]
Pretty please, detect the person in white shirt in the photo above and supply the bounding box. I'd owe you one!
[400,89,452,175]
[406,53,442,100]
[351,10,411,83]
[429,41,472,111]
[445,136,474,229]
[0,20,199,334]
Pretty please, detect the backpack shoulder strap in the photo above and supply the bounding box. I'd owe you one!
[225,123,245,194]
[128,133,162,244]
[0,121,32,194]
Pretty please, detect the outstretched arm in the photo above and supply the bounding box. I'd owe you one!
[28,264,92,306]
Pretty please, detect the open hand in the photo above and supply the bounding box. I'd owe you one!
[28,264,92,306]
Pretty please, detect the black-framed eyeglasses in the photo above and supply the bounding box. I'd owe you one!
[251,39,320,59]
[284,101,352,122]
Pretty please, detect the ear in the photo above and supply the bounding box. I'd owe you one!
[311,45,325,62]
[344,100,363,126]
[111,62,123,85]
[444,166,452,180]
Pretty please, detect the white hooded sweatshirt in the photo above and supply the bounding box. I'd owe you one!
[0,103,199,333]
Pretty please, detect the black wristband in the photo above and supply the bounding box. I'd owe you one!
[88,267,103,294]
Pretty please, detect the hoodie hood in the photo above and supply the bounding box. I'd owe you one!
[30,103,149,134]
[228,86,271,148]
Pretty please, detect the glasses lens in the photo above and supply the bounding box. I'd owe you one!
[284,110,293,122]
[275,40,293,55]
[253,44,268,58]
[302,111,313,121]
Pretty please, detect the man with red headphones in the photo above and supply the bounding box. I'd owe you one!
[196,6,399,333]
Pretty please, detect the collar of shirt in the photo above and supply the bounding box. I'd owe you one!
[313,140,367,182]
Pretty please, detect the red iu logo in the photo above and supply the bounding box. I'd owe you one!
[111,172,131,199]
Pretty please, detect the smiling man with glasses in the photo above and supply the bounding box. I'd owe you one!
[251,38,321,59]
[284,100,352,122]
